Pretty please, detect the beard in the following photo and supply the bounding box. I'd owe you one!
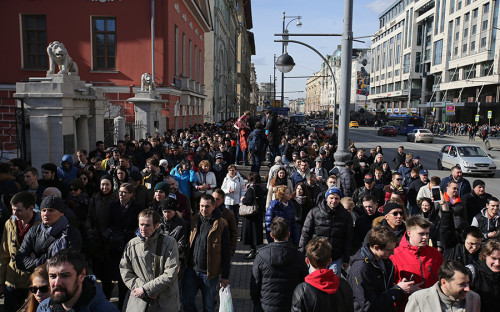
[50,281,78,304]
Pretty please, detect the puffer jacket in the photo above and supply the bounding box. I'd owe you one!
[338,166,356,197]
[299,201,353,262]
[466,260,500,312]
[221,172,246,205]
[16,217,82,272]
[389,234,443,311]
[348,245,404,312]
[265,200,299,245]
[57,154,78,185]
[250,241,308,312]
[0,213,41,288]
[160,213,189,261]
[170,165,196,198]
[120,230,179,312]
[37,276,119,312]
[292,269,354,312]
[471,207,500,239]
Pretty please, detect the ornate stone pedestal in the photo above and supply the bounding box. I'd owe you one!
[127,91,167,139]
[15,74,105,169]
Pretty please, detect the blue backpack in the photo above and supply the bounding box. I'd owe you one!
[248,132,261,152]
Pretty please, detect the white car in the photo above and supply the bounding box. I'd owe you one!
[485,133,500,150]
[407,129,434,143]
[437,144,496,177]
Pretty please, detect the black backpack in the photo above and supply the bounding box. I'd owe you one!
[248,131,262,152]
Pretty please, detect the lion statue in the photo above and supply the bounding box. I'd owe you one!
[141,73,155,92]
[46,41,78,76]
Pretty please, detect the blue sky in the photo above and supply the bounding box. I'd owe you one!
[250,0,389,103]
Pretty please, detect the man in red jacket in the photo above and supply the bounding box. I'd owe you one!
[390,216,443,311]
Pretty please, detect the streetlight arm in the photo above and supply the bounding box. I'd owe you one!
[275,39,337,130]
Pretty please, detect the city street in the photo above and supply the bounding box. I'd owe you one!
[348,127,500,192]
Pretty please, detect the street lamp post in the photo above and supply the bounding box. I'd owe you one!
[281,12,302,108]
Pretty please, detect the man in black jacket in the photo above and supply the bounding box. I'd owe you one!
[392,146,406,170]
[353,195,382,252]
[352,174,385,215]
[265,110,281,165]
[441,197,482,266]
[348,225,416,312]
[16,196,82,273]
[300,187,353,275]
[462,179,492,224]
[251,217,308,312]
[407,169,429,215]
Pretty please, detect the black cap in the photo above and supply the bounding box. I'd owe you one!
[159,196,178,211]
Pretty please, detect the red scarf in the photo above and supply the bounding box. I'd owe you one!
[17,214,35,244]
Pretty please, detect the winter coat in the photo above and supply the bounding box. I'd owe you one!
[348,246,405,312]
[352,212,382,252]
[416,207,441,249]
[462,191,492,224]
[265,113,280,146]
[16,217,82,272]
[397,165,412,187]
[441,210,479,266]
[299,201,353,262]
[471,207,500,239]
[170,165,196,198]
[439,175,471,198]
[248,128,268,155]
[37,276,119,312]
[291,170,310,189]
[250,241,308,312]
[212,161,228,188]
[240,184,265,248]
[160,214,189,262]
[57,154,79,185]
[466,260,500,312]
[407,179,426,206]
[0,213,41,288]
[265,200,299,245]
[221,172,246,205]
[120,231,179,312]
[405,282,481,312]
[338,167,356,197]
[392,152,406,169]
[352,186,385,211]
[266,179,293,208]
[389,234,443,311]
[194,171,217,195]
[220,205,238,255]
[292,269,354,312]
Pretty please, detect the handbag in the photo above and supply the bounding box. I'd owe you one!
[239,186,258,216]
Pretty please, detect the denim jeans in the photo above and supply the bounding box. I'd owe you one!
[227,204,240,226]
[251,152,262,174]
[236,142,249,165]
[182,267,220,312]
[268,145,280,163]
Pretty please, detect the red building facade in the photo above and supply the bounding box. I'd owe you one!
[1,0,211,144]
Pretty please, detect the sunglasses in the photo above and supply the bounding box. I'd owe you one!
[69,188,78,191]
[29,285,50,294]
[396,178,403,181]
[390,211,404,216]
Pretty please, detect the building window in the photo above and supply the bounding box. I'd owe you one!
[433,40,443,65]
[182,33,186,75]
[472,24,477,34]
[449,69,459,82]
[92,17,116,70]
[483,2,490,14]
[189,39,192,78]
[382,74,385,80]
[389,37,394,66]
[174,26,179,76]
[456,17,461,27]
[465,13,470,22]
[471,40,476,51]
[396,33,402,64]
[454,46,459,55]
[455,32,460,40]
[457,1,462,10]
[481,37,487,48]
[403,53,410,73]
[462,43,468,53]
[466,0,471,5]
[473,8,478,18]
[482,61,494,76]
[395,69,400,76]
[395,81,401,90]
[388,71,392,78]
[194,46,197,82]
[463,65,476,79]
[482,20,488,31]
[21,14,47,69]
[388,83,394,92]
[199,49,202,82]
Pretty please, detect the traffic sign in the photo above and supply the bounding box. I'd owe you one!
[475,115,480,122]
[488,111,492,119]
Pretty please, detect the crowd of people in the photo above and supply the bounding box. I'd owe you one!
[0,109,499,312]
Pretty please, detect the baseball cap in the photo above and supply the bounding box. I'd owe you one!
[419,169,429,175]
[364,174,374,183]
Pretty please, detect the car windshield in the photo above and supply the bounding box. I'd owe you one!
[419,129,432,133]
[457,146,488,157]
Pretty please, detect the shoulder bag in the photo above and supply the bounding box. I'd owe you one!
[239,186,258,216]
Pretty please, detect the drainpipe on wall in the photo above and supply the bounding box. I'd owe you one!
[151,0,155,85]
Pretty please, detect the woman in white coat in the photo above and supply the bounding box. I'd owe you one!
[221,164,246,225]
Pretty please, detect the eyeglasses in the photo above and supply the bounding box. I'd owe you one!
[465,241,481,247]
[29,285,50,294]
[119,191,130,194]
[449,187,458,190]
[396,178,403,181]
[390,211,404,216]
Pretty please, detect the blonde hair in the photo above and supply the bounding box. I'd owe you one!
[199,160,211,170]
[340,197,355,212]
[274,185,288,201]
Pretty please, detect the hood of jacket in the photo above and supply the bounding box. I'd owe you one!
[305,269,340,294]
[226,171,243,182]
[261,241,300,268]
[61,154,74,166]
[479,207,500,221]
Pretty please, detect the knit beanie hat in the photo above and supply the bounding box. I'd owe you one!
[40,195,64,212]
[383,202,403,215]
[100,175,114,189]
[154,182,170,194]
[325,187,342,199]
[473,179,485,189]
[159,196,178,211]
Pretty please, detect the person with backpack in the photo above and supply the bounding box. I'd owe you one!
[247,122,268,174]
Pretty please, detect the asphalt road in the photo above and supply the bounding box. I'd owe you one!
[347,127,500,196]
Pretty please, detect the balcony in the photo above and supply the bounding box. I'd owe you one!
[178,76,205,95]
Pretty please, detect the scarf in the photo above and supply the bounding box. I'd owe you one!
[41,216,69,257]
[275,175,288,186]
[295,195,307,205]
[17,214,36,244]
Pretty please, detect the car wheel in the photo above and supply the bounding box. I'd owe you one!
[437,159,444,170]
[486,141,491,150]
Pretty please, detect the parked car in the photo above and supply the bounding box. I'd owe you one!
[485,133,500,150]
[407,129,434,143]
[437,144,496,177]
[378,125,397,136]
[349,121,359,128]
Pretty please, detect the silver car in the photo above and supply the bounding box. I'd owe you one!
[485,133,500,150]
[437,144,496,177]
[407,129,434,143]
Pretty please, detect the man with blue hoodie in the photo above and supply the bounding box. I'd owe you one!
[57,154,78,185]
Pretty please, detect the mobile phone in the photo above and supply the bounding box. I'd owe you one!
[409,274,415,281]
[431,186,441,202]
